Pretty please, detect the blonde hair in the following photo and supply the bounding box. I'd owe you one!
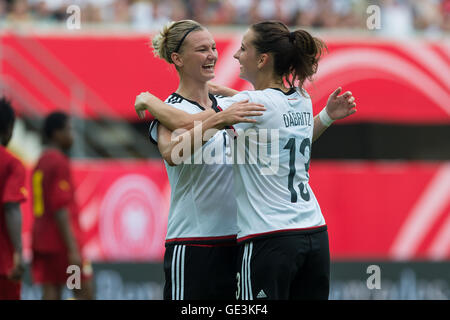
[152,20,203,64]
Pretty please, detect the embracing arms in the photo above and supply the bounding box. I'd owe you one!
[137,90,265,166]
[135,85,356,165]
[134,83,243,132]
[204,84,357,141]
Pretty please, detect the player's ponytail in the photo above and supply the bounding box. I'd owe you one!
[250,21,326,95]
[151,20,204,64]
[289,29,326,92]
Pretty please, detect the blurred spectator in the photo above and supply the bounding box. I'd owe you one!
[228,0,253,25]
[112,0,130,24]
[0,0,448,32]
[294,0,318,27]
[380,0,415,36]
[0,1,8,20]
[28,0,65,21]
[129,0,172,31]
[442,0,450,31]
[313,0,340,28]
[333,0,367,28]
[32,1,56,22]
[7,0,32,23]
[411,0,442,34]
[82,2,103,23]
[129,0,153,30]
[251,0,299,25]
[168,0,187,21]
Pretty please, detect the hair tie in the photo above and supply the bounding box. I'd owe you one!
[289,32,296,43]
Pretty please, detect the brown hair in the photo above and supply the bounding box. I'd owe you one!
[250,21,327,94]
[151,20,204,64]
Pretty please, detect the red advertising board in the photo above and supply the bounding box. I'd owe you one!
[2,32,448,262]
[20,160,450,262]
[22,160,170,262]
[1,33,449,123]
[309,161,450,261]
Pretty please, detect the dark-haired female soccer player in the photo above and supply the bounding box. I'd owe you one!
[136,21,356,300]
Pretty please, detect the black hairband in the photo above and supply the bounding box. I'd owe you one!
[174,26,199,53]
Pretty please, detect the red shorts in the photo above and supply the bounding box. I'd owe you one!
[0,275,21,300]
[32,251,93,285]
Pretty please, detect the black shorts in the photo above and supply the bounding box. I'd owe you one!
[237,229,330,300]
[163,243,237,300]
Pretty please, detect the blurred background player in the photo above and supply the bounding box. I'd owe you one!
[31,112,94,300]
[0,97,27,300]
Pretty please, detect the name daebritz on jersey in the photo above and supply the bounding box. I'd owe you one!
[169,112,313,176]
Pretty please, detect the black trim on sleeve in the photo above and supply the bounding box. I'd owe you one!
[211,104,236,135]
[212,104,222,113]
[209,93,218,110]
[167,93,183,105]
[169,92,218,111]
[148,120,159,145]
[152,93,220,144]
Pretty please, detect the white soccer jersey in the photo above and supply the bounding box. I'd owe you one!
[149,93,237,245]
[218,88,326,242]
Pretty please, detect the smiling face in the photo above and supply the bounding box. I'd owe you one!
[172,29,218,83]
[233,28,261,84]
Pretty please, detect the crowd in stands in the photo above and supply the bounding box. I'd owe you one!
[0,0,449,33]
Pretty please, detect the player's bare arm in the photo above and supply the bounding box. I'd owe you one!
[156,103,265,166]
[135,92,265,131]
[54,208,81,268]
[156,116,223,166]
[207,82,239,97]
[313,87,357,142]
[4,202,24,281]
[156,125,177,166]
[135,92,212,129]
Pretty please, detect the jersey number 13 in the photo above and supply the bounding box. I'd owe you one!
[283,137,311,203]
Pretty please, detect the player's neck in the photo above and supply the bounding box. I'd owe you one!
[176,79,212,109]
[253,73,288,92]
